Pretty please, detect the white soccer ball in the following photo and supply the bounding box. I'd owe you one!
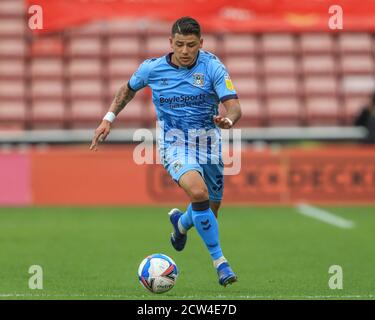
[138,253,178,293]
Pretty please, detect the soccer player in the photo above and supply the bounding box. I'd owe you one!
[90,17,242,286]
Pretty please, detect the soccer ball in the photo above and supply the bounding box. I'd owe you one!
[138,253,178,293]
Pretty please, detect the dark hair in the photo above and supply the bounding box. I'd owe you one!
[171,17,201,38]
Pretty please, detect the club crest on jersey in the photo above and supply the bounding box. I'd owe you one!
[193,73,204,87]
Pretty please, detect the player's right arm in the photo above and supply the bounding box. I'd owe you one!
[90,58,154,151]
[89,83,136,151]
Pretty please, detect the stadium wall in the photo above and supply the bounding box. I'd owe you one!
[1,145,375,206]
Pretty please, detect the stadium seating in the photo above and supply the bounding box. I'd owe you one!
[0,0,374,130]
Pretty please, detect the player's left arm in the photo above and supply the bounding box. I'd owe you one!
[213,99,242,129]
[209,56,242,129]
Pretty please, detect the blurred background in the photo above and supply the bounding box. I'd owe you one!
[1,0,375,206]
[1,0,375,300]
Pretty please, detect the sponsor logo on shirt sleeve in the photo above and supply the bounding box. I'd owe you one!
[225,75,234,90]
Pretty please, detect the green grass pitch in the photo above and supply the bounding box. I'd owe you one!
[0,206,374,300]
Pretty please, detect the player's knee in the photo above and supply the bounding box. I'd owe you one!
[189,186,209,202]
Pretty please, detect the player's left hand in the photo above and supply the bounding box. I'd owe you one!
[213,115,233,129]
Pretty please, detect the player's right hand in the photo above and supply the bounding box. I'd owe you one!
[89,120,111,151]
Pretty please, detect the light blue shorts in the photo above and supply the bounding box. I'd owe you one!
[162,150,224,202]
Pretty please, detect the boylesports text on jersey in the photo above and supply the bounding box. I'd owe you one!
[159,93,207,109]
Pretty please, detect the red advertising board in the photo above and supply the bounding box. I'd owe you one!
[26,0,375,33]
[1,145,374,206]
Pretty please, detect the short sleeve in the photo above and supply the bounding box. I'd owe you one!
[210,58,238,103]
[128,59,153,91]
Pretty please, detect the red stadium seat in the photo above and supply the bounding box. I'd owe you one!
[0,80,24,98]
[0,100,26,122]
[31,80,64,98]
[146,36,170,56]
[0,0,24,14]
[31,100,65,128]
[305,97,340,125]
[68,38,102,56]
[69,21,105,37]
[0,59,24,78]
[232,77,259,98]
[263,55,297,75]
[31,58,63,78]
[30,37,63,57]
[222,34,257,55]
[236,98,264,126]
[300,33,335,54]
[224,56,257,75]
[338,33,373,53]
[108,37,140,56]
[267,97,301,125]
[340,55,374,74]
[265,76,299,96]
[68,59,102,77]
[106,19,145,34]
[69,79,103,98]
[0,18,24,37]
[108,58,140,79]
[0,39,25,56]
[261,34,296,54]
[70,99,104,127]
[302,55,336,75]
[146,21,170,34]
[304,76,338,96]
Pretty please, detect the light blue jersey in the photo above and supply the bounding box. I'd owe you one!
[128,50,238,200]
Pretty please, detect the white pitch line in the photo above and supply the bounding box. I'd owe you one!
[296,203,355,229]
